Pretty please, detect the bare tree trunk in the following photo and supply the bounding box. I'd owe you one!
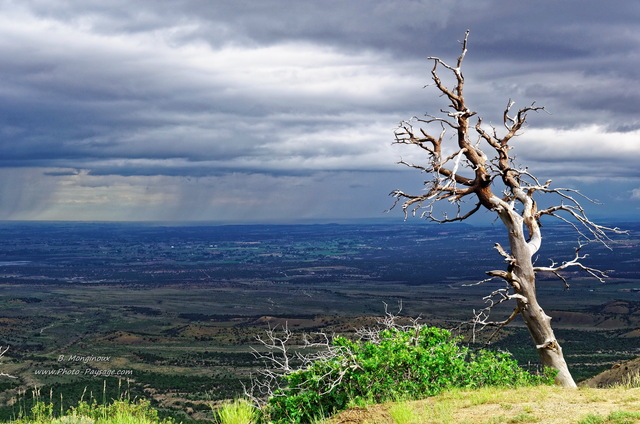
[505,218,577,388]
[516,290,576,387]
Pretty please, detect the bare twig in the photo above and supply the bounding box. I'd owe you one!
[245,304,425,407]
[534,243,611,286]
[0,346,17,379]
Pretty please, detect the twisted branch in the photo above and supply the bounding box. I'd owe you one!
[534,243,611,287]
[0,346,16,379]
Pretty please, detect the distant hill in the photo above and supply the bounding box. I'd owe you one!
[582,356,640,388]
[551,300,640,329]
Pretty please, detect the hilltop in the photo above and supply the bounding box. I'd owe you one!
[582,357,640,388]
[327,386,640,424]
[326,355,640,424]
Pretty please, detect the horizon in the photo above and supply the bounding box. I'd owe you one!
[1,216,637,227]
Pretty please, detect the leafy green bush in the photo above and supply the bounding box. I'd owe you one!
[266,326,553,423]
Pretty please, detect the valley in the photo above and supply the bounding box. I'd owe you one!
[0,221,637,422]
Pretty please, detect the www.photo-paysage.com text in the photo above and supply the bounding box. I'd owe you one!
[58,354,112,363]
[34,368,133,377]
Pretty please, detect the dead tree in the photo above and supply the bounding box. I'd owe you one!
[390,31,625,387]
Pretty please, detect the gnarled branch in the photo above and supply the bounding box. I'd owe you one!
[534,243,611,286]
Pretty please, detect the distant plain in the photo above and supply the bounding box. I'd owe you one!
[0,221,637,421]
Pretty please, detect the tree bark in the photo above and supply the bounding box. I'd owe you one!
[502,213,577,388]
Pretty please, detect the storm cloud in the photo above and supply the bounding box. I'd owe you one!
[0,1,638,221]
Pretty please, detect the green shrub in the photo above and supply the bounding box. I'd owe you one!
[266,326,553,423]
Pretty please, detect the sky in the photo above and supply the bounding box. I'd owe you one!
[0,0,638,223]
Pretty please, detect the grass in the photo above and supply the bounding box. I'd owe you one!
[616,370,640,389]
[388,403,421,424]
[215,399,258,424]
[7,399,175,424]
[324,386,640,424]
[579,411,640,424]
[3,396,262,424]
[3,385,640,424]
[508,413,538,423]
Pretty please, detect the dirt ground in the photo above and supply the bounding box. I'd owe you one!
[326,386,640,424]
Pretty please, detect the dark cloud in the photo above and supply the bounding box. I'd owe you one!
[0,0,638,220]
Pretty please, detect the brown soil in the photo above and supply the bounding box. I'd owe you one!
[326,386,640,424]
